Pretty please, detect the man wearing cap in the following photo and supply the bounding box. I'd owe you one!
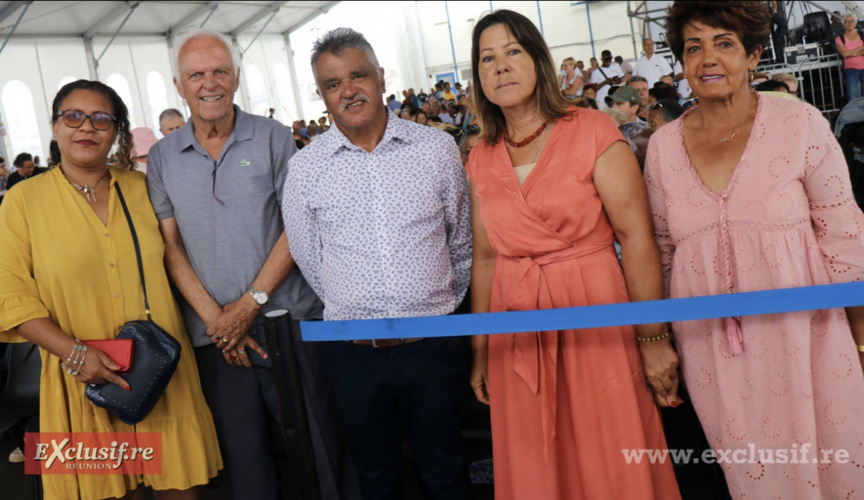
[633,38,673,88]
[606,86,644,124]
[590,49,625,110]
[608,85,652,171]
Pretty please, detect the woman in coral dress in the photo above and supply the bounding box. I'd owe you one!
[645,2,864,498]
[466,10,682,500]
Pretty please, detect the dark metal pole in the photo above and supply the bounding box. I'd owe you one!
[264,309,321,500]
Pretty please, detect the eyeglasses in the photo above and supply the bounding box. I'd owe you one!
[650,101,665,111]
[56,109,116,131]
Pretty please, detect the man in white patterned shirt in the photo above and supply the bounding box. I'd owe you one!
[282,27,473,500]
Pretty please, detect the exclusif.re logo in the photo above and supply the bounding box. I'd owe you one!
[24,432,162,475]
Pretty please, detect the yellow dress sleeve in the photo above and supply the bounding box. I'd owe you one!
[0,185,51,342]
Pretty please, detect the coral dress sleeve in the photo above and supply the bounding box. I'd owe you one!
[0,187,50,342]
[801,107,864,282]
[593,111,627,161]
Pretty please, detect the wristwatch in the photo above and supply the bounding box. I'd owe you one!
[247,286,269,306]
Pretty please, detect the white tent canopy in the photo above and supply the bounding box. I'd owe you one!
[0,1,344,160]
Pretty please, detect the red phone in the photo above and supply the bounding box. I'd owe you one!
[81,339,135,373]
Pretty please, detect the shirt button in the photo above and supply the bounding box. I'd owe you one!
[114,293,121,298]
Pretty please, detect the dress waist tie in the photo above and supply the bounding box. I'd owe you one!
[501,239,612,460]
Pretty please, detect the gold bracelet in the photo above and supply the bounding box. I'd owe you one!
[636,331,671,343]
[856,345,864,353]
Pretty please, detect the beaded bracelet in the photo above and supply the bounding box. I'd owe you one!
[636,331,671,343]
[60,340,87,376]
[62,342,78,368]
[70,346,87,376]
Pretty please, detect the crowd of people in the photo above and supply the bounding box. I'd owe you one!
[1,2,864,500]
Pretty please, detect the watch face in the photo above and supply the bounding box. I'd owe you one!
[251,289,268,305]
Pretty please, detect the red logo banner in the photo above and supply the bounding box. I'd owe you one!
[24,432,162,475]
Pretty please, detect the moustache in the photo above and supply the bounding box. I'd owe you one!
[340,94,370,111]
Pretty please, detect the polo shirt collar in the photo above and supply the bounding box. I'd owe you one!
[321,109,412,156]
[176,105,253,153]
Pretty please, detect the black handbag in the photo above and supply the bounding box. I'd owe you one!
[84,183,181,426]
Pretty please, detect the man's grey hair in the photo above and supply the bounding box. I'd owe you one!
[310,27,380,82]
[159,108,184,124]
[173,29,241,81]
[628,75,648,85]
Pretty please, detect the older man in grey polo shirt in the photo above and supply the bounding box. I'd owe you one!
[147,29,356,500]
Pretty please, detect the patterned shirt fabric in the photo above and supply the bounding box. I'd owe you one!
[282,111,472,322]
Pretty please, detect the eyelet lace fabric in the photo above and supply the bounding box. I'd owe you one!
[644,94,864,498]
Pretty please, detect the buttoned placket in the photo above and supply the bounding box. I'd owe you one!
[365,145,396,317]
[102,227,127,328]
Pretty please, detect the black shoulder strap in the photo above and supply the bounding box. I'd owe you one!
[115,182,152,321]
[597,66,609,80]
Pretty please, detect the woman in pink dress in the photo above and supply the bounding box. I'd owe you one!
[835,13,864,101]
[646,2,864,498]
[466,9,682,500]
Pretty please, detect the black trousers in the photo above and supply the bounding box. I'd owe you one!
[323,337,472,500]
[197,329,360,500]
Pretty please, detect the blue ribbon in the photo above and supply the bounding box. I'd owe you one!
[300,282,864,341]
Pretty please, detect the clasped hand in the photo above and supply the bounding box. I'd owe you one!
[639,339,684,408]
[205,298,268,368]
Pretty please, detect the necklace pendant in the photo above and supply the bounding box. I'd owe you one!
[719,137,732,143]
[81,187,96,203]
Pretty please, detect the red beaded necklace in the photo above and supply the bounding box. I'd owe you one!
[504,122,547,148]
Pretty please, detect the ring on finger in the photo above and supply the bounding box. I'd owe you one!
[221,337,229,344]
[238,350,245,355]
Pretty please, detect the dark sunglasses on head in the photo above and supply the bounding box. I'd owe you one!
[56,109,116,131]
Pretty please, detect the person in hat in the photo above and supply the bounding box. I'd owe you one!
[606,86,644,124]
[130,127,158,174]
[589,49,624,110]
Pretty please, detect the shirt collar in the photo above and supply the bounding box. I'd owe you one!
[320,109,413,156]
[176,105,253,152]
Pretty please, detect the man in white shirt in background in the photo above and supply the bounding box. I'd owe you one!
[634,38,673,88]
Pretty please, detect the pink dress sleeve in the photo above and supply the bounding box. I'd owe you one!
[802,106,864,282]
[643,129,675,298]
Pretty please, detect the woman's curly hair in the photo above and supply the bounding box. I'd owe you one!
[52,79,134,170]
[665,1,771,62]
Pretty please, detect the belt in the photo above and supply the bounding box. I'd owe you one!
[351,338,423,348]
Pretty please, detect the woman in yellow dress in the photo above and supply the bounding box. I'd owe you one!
[0,80,222,500]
